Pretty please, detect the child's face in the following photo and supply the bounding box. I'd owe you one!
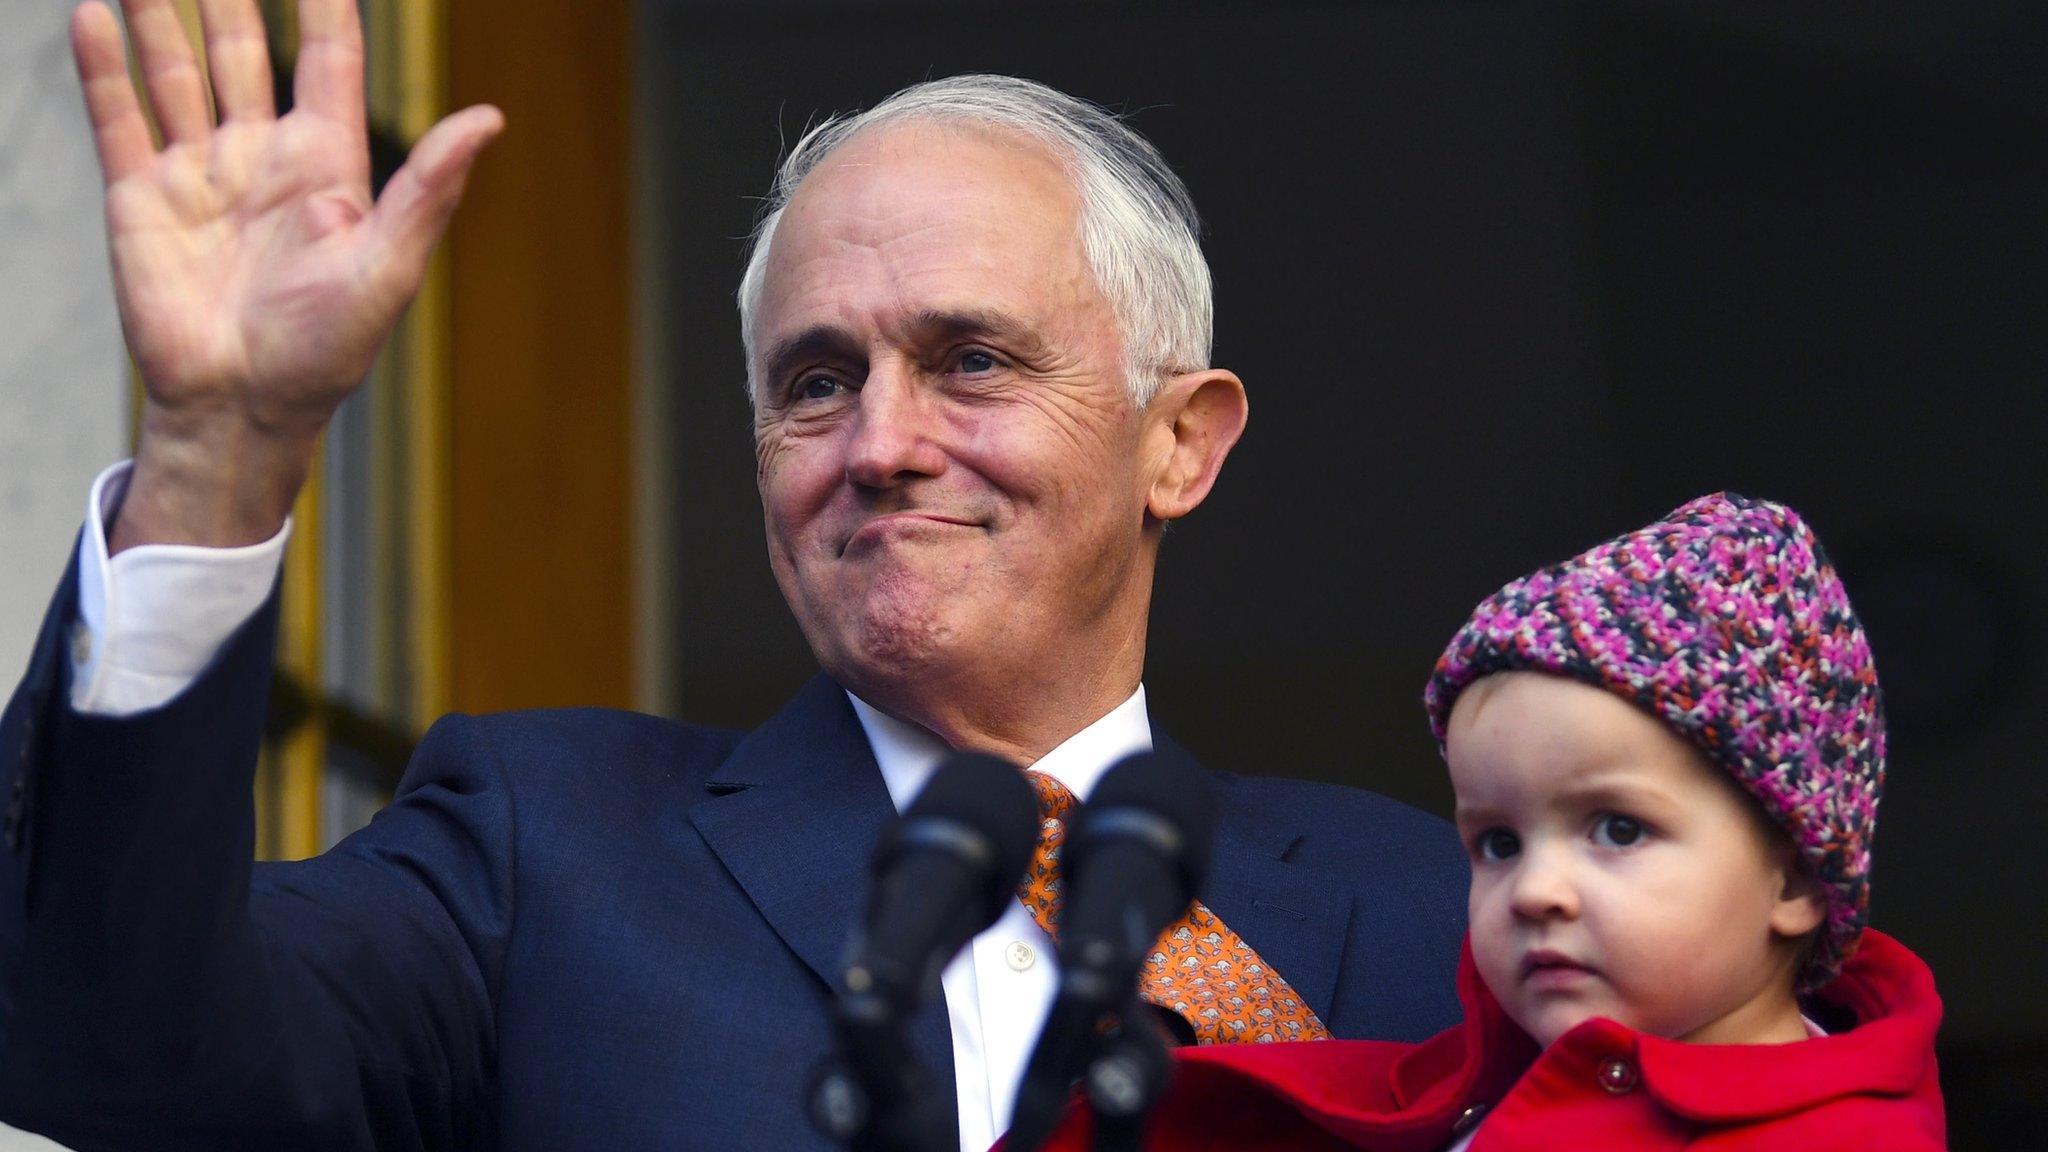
[1447,672,1823,1049]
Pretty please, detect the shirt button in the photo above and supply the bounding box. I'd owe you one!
[1005,940,1036,971]
[70,623,93,668]
[1597,1056,1639,1094]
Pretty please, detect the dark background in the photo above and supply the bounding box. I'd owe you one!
[639,1,2047,1141]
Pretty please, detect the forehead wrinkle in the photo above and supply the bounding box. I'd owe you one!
[762,324,865,382]
[769,203,1054,313]
[904,307,1059,358]
[755,123,1116,389]
[765,230,1098,367]
[789,143,1078,265]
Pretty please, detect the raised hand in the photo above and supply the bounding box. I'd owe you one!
[72,0,502,550]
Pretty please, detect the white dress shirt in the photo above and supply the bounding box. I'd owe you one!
[67,459,1150,1150]
[70,462,290,716]
[850,689,1150,1152]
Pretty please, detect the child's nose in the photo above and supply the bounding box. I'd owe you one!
[1507,848,1580,921]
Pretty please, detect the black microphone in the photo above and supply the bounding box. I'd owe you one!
[1006,751,1219,1152]
[843,751,1041,1019]
[811,752,1040,1151]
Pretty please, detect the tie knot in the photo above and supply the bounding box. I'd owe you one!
[1016,771,1075,939]
[1015,775,1331,1046]
[1025,769,1076,825]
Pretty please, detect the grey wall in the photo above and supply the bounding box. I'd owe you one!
[0,1,127,682]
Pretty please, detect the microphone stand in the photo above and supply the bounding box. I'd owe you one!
[809,985,953,1152]
[1080,995,1174,1152]
[807,752,1040,1152]
[1006,981,1113,1152]
[1008,988,1177,1152]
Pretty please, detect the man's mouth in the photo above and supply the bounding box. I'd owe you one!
[840,511,982,555]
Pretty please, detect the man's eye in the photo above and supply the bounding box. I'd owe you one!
[797,375,842,401]
[1475,828,1521,862]
[957,351,997,374]
[1592,814,1645,848]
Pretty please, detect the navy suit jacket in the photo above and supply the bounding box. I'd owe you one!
[0,558,1467,1151]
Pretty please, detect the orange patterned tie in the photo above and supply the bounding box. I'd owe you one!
[1017,771,1330,1045]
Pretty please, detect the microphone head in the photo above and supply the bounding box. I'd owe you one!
[1068,750,1219,897]
[877,751,1041,927]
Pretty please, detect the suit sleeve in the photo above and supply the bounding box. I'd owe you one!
[0,550,513,1152]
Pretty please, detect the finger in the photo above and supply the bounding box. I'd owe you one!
[72,3,155,183]
[362,106,505,291]
[121,0,214,144]
[294,0,365,129]
[197,0,274,124]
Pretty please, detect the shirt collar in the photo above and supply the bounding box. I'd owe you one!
[848,685,1153,812]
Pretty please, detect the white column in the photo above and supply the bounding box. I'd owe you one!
[0,0,128,683]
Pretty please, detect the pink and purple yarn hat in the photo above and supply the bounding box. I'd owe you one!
[1423,493,1886,987]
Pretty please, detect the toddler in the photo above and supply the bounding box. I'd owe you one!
[1031,493,1945,1150]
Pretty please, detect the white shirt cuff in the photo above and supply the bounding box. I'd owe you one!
[69,461,291,716]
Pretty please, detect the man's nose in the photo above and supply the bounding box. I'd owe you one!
[843,367,948,488]
[1506,846,1580,921]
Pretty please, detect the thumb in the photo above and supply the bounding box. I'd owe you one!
[362,104,506,290]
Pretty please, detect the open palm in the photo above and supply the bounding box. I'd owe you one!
[75,0,501,436]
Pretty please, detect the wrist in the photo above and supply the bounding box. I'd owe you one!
[110,401,322,553]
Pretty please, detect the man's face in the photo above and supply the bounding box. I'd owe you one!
[749,123,1159,720]
[1448,672,1817,1048]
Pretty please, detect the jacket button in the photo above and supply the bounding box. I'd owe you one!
[1451,1103,1488,1135]
[1597,1056,1639,1094]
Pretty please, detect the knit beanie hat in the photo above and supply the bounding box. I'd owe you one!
[1423,493,1885,988]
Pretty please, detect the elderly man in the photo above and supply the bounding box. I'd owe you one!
[0,2,1465,1149]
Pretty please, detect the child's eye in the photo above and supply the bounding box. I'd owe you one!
[1474,828,1521,861]
[1591,814,1645,848]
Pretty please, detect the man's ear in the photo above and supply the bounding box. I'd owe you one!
[1769,864,1828,941]
[1143,368,1249,523]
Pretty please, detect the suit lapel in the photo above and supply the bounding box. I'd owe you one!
[687,674,893,988]
[684,686,1342,1140]
[1149,735,1354,1026]
[686,673,956,1140]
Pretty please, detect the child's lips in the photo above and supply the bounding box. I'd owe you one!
[1520,949,1598,989]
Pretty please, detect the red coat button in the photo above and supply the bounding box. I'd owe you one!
[1598,1056,1639,1094]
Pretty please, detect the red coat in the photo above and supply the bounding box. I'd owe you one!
[1027,929,1944,1151]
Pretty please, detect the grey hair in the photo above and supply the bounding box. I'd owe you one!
[736,74,1213,407]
